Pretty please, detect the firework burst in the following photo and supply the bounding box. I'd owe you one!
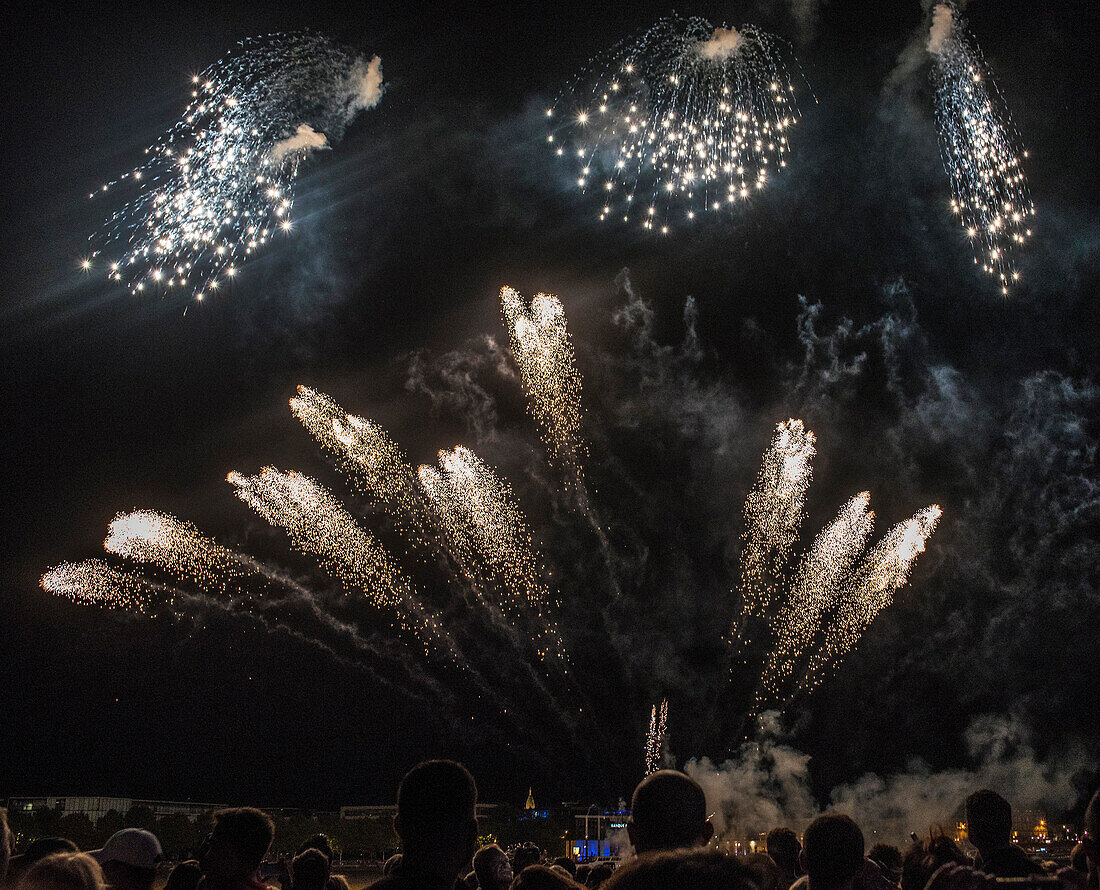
[104,509,242,590]
[644,698,669,774]
[88,33,383,300]
[41,559,164,613]
[418,446,566,665]
[549,14,801,232]
[501,287,586,485]
[928,4,1034,294]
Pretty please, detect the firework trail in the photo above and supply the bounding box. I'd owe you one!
[645,698,670,774]
[928,4,1034,294]
[501,287,587,487]
[290,386,433,540]
[756,492,874,701]
[226,466,451,657]
[41,559,165,613]
[417,446,567,665]
[87,33,383,300]
[798,505,942,694]
[732,420,816,649]
[549,14,800,232]
[104,509,243,590]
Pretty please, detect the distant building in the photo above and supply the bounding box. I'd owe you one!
[340,804,498,821]
[6,797,223,823]
[567,805,630,862]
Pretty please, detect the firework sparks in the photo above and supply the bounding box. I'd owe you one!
[733,419,816,645]
[928,4,1034,294]
[550,14,800,232]
[226,466,449,653]
[757,492,874,699]
[798,505,942,693]
[104,509,241,590]
[644,698,669,774]
[501,287,586,484]
[41,559,163,613]
[418,445,566,664]
[88,33,383,300]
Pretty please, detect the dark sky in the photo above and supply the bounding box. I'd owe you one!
[2,0,1098,814]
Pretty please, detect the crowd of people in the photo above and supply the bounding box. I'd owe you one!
[2,764,1097,890]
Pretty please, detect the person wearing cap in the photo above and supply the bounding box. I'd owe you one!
[92,829,163,890]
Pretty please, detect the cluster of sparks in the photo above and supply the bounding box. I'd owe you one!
[41,285,943,750]
[501,287,586,485]
[928,4,1034,294]
[734,421,942,707]
[85,33,382,300]
[644,698,669,774]
[549,15,800,232]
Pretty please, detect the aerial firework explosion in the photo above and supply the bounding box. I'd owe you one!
[548,14,801,232]
[501,287,586,487]
[645,699,669,774]
[86,33,383,300]
[927,4,1034,294]
[41,284,939,767]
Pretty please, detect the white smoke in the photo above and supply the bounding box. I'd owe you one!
[696,26,745,61]
[269,123,330,163]
[927,4,956,55]
[684,714,1085,845]
[347,54,384,114]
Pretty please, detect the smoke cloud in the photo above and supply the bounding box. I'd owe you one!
[696,27,745,62]
[269,123,330,163]
[927,5,956,55]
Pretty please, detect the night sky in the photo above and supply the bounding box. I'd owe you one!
[2,0,1098,816]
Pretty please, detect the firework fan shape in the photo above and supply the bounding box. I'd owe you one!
[87,32,384,300]
[548,14,801,232]
[501,287,586,486]
[40,286,941,754]
[927,4,1034,294]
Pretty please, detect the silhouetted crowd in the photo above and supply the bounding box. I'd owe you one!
[3,765,1097,890]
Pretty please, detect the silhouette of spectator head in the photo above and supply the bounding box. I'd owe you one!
[17,852,105,890]
[1,807,11,886]
[9,839,81,887]
[628,771,713,854]
[800,815,865,890]
[513,844,542,874]
[163,860,203,890]
[92,828,163,890]
[742,852,780,890]
[326,875,349,890]
[587,862,614,887]
[964,792,1012,855]
[296,836,334,863]
[289,849,329,890]
[511,864,582,889]
[393,760,478,882]
[867,845,902,881]
[381,854,401,876]
[901,834,966,890]
[767,828,803,880]
[199,808,275,889]
[602,849,761,890]
[553,856,578,878]
[473,844,513,890]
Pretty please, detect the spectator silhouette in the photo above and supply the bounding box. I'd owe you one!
[1081,789,1099,890]
[552,858,577,879]
[92,828,163,890]
[198,808,275,890]
[585,863,613,888]
[9,840,82,887]
[473,844,512,890]
[901,835,966,890]
[767,829,803,890]
[963,791,1043,878]
[17,852,105,890]
[510,864,581,889]
[742,852,780,890]
[513,846,542,874]
[602,849,760,890]
[627,771,713,854]
[800,815,864,890]
[288,850,329,890]
[369,759,478,890]
[2,807,12,887]
[164,861,203,890]
[866,846,901,884]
